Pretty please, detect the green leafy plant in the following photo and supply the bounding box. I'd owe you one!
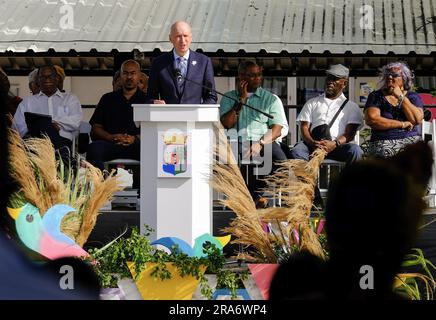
[394,248,436,300]
[88,226,154,287]
[88,226,247,299]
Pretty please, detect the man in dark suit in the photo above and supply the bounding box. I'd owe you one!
[146,21,217,104]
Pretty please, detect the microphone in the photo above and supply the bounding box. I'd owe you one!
[173,68,274,119]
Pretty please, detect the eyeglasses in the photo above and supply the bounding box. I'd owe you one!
[244,72,262,78]
[385,71,402,78]
[39,74,57,80]
[326,75,344,82]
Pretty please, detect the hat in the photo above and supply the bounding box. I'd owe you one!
[54,65,66,80]
[326,64,349,79]
[28,68,39,83]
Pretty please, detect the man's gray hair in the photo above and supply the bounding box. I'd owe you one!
[28,68,39,84]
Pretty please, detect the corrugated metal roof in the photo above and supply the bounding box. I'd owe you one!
[0,0,435,54]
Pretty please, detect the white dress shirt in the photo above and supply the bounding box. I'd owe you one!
[296,93,363,140]
[173,49,190,67]
[13,90,83,141]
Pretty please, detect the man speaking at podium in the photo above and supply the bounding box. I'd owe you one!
[146,21,217,104]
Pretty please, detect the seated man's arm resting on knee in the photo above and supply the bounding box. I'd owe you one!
[300,121,319,149]
[91,123,118,143]
[301,121,359,154]
[319,123,360,153]
[247,124,282,158]
[91,124,136,146]
[261,124,282,145]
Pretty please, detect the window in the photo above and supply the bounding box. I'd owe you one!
[262,76,287,105]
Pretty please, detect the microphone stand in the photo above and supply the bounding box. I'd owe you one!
[175,70,274,119]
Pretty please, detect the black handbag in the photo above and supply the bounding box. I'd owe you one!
[311,124,332,141]
[311,99,349,141]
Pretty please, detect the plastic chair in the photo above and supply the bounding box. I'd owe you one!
[421,119,436,207]
[104,158,140,209]
[72,121,91,155]
[317,130,360,197]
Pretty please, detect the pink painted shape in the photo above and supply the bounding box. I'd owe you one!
[40,232,89,260]
[261,222,270,233]
[292,229,300,244]
[316,219,325,235]
[419,94,436,120]
[247,264,279,300]
[419,93,436,105]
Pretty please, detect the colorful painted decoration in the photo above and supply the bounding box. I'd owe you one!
[151,237,194,256]
[247,264,279,300]
[7,203,89,260]
[151,234,231,257]
[215,235,231,247]
[128,262,205,300]
[193,234,227,257]
[212,289,251,300]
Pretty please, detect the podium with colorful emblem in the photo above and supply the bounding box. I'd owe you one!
[133,104,219,246]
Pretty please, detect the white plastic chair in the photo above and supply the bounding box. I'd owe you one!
[318,129,360,197]
[104,159,140,209]
[421,119,436,207]
[71,121,91,155]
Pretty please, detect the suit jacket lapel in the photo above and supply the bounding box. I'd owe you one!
[165,53,182,97]
[185,51,195,84]
[181,50,198,98]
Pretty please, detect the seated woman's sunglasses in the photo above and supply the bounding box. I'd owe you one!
[385,71,402,78]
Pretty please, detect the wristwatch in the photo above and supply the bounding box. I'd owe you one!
[334,139,341,147]
[259,138,265,147]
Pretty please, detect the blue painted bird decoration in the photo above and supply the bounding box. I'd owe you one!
[151,233,231,257]
[7,203,89,260]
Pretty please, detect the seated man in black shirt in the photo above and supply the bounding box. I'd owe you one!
[86,59,146,171]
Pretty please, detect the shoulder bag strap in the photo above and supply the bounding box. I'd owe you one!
[328,98,349,129]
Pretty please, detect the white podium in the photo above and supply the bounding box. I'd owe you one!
[133,104,219,246]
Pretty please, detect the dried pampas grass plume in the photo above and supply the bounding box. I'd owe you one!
[211,123,327,261]
[7,129,51,213]
[74,162,121,246]
[7,129,122,246]
[212,124,276,262]
[261,148,327,259]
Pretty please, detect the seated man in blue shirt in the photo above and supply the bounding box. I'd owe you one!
[220,61,288,207]
[86,60,146,172]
